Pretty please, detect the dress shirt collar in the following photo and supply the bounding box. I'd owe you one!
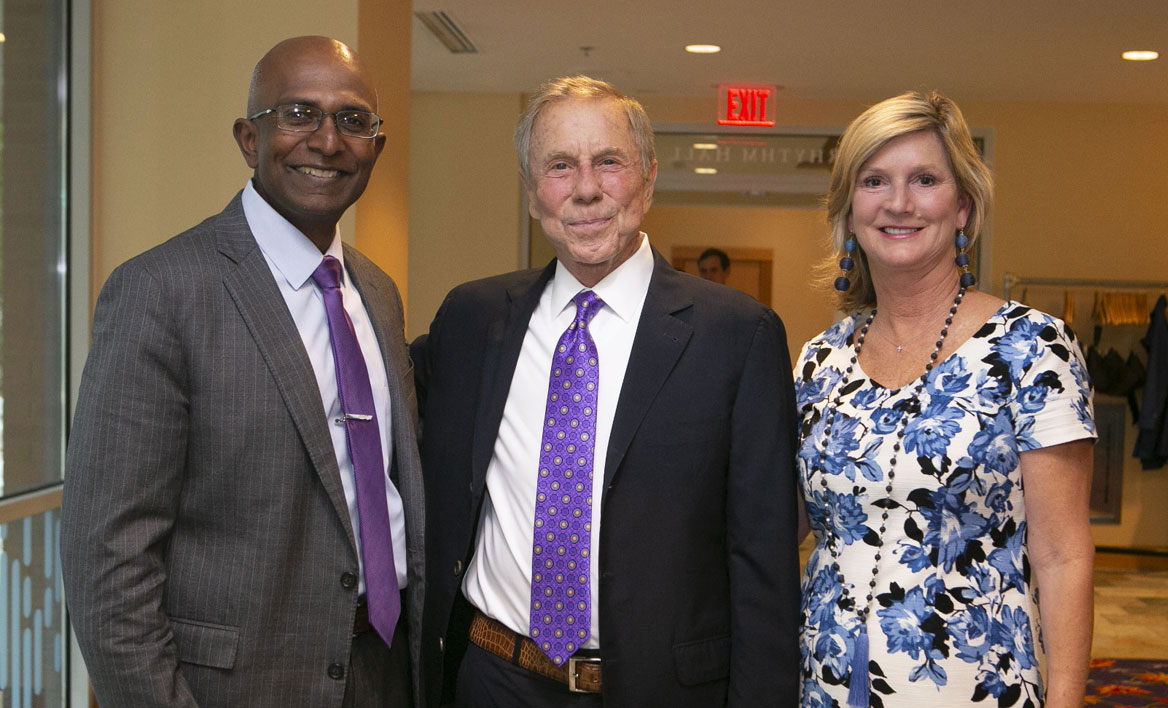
[549,233,654,323]
[241,179,345,291]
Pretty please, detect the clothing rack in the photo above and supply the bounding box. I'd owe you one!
[1003,273,1168,301]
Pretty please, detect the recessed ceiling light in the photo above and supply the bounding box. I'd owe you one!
[694,167,718,175]
[686,44,721,54]
[692,143,718,150]
[1122,50,1159,61]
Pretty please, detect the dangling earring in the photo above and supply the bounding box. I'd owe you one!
[955,228,976,287]
[834,236,857,292]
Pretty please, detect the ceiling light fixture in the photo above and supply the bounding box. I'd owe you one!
[694,167,718,175]
[692,143,718,150]
[1122,50,1158,61]
[415,11,478,54]
[686,44,721,54]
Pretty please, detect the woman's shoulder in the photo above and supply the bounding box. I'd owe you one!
[983,298,1083,347]
[798,313,865,362]
[970,297,1091,390]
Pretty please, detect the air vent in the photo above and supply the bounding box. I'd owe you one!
[415,11,478,54]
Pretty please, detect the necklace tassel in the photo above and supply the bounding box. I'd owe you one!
[846,625,870,708]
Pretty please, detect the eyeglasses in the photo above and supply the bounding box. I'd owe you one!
[248,104,382,139]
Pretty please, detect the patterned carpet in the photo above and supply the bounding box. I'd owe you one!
[1085,659,1168,705]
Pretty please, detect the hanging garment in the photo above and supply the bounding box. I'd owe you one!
[1088,346,1147,419]
[1134,295,1168,469]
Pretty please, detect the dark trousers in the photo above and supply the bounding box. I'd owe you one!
[343,614,411,708]
[454,642,603,708]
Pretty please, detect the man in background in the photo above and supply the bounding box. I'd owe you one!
[61,36,424,708]
[414,75,799,707]
[698,247,731,284]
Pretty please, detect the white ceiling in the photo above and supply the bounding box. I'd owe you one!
[411,0,1168,105]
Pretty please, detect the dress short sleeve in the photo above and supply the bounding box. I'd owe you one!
[994,305,1097,451]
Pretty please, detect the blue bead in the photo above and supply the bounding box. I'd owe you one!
[955,252,970,267]
[834,276,851,292]
[956,232,969,248]
[960,271,976,287]
[839,256,854,271]
[844,238,857,252]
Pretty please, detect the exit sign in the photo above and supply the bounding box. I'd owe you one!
[717,85,777,127]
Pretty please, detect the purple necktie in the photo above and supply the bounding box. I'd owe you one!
[312,256,400,646]
[529,290,603,665]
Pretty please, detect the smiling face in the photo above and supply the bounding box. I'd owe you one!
[847,130,971,282]
[524,97,657,287]
[233,38,385,251]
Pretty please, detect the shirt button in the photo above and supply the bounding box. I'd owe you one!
[328,663,345,680]
[453,559,463,575]
[340,572,357,589]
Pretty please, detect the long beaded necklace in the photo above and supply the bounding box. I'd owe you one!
[810,285,966,708]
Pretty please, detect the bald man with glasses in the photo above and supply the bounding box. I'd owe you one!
[62,36,424,708]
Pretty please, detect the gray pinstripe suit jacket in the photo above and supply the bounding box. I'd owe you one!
[61,193,425,707]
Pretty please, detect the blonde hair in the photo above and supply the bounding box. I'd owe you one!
[514,75,655,182]
[823,90,993,312]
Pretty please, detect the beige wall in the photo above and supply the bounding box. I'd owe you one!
[356,0,412,294]
[407,92,524,337]
[1094,442,1168,549]
[960,101,1168,288]
[88,0,415,306]
[408,90,1168,549]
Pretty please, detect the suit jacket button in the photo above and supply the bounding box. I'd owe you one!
[453,559,463,575]
[340,572,358,589]
[328,663,345,680]
[438,637,446,652]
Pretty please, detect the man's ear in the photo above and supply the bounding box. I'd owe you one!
[643,160,658,208]
[521,169,541,220]
[233,118,260,169]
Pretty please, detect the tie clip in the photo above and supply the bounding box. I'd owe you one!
[335,413,373,424]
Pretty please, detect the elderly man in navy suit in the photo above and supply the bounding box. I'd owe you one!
[414,75,800,707]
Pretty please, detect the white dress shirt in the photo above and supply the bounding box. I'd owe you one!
[241,180,408,592]
[462,234,654,648]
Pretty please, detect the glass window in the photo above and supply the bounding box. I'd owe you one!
[0,0,69,499]
[0,0,71,705]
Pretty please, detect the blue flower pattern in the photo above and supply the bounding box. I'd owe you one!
[796,304,1095,707]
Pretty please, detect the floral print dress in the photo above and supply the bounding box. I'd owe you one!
[795,303,1096,708]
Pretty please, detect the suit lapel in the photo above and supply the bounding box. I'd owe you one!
[470,264,554,497]
[216,197,358,552]
[603,252,693,492]
[342,246,398,412]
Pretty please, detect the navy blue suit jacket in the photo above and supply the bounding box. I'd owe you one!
[414,250,800,707]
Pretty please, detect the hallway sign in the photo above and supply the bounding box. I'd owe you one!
[718,85,777,126]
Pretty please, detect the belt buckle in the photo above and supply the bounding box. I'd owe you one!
[567,655,601,693]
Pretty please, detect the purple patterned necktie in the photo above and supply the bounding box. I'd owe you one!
[529,290,603,665]
[312,256,400,646]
